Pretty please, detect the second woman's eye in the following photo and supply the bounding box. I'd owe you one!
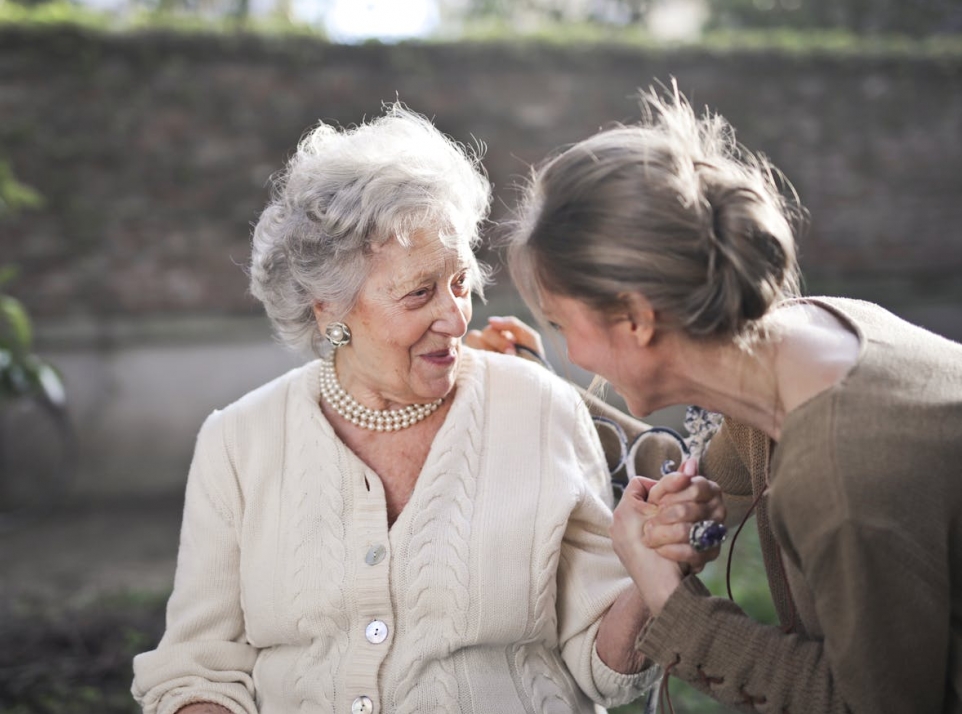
[548,321,563,332]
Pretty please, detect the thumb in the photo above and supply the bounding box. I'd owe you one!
[623,476,652,501]
[636,476,660,495]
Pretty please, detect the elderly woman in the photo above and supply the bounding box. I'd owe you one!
[495,84,962,713]
[130,105,723,714]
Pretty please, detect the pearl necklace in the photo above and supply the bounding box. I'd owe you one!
[319,355,443,431]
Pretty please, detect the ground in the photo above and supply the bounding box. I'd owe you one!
[0,498,181,713]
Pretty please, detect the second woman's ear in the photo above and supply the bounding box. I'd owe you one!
[622,292,656,347]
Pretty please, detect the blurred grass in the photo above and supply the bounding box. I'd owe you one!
[0,591,168,714]
[612,517,775,714]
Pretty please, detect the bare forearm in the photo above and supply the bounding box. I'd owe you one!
[595,585,652,674]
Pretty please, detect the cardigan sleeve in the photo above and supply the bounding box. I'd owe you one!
[638,519,950,713]
[555,401,661,707]
[132,411,258,714]
[636,574,841,713]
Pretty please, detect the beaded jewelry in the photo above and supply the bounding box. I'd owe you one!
[683,405,724,461]
[319,354,442,431]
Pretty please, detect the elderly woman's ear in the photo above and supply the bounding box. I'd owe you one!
[312,302,341,331]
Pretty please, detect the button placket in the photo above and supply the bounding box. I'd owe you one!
[345,468,393,714]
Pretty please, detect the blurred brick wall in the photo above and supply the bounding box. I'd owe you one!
[2,27,961,334]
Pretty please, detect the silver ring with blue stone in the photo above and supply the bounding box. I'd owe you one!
[689,520,727,552]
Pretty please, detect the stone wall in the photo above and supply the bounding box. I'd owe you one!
[1,27,960,499]
[3,27,961,324]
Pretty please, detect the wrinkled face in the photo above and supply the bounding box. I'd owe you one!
[322,229,474,408]
[539,290,660,417]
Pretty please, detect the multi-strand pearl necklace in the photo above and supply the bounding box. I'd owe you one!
[319,354,443,432]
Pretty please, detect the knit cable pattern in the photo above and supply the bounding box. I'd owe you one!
[293,381,350,711]
[391,354,485,714]
[513,386,584,714]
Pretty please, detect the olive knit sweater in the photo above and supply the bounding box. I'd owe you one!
[636,297,962,713]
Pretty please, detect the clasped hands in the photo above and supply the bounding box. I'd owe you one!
[612,458,725,616]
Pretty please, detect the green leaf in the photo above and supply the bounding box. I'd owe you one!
[0,294,32,352]
[0,160,43,218]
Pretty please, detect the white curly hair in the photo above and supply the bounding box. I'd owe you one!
[249,103,492,354]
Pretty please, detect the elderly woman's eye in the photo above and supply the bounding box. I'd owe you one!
[452,273,470,292]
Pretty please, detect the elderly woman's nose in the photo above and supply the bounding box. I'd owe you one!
[433,291,469,336]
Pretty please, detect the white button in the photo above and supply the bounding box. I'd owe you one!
[351,695,373,714]
[365,619,389,644]
[365,544,386,565]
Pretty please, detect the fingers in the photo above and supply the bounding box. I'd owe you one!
[464,329,486,350]
[486,316,545,356]
[646,459,697,500]
[619,478,659,519]
[651,542,723,570]
[632,476,659,497]
[636,459,726,567]
[465,326,517,355]
[650,475,722,510]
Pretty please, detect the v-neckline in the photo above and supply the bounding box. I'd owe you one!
[304,351,476,534]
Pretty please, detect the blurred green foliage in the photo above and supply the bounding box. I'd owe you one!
[706,0,961,37]
[0,162,65,409]
[458,0,961,37]
[0,160,42,218]
[1,0,960,44]
[0,0,327,34]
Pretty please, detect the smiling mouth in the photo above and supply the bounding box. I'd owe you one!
[421,347,458,362]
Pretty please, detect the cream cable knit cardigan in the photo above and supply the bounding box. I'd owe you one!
[132,348,658,714]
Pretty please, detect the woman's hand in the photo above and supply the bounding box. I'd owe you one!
[611,476,685,617]
[611,458,725,615]
[466,315,546,363]
[643,457,726,571]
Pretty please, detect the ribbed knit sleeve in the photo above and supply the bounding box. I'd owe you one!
[132,411,257,714]
[637,575,837,712]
